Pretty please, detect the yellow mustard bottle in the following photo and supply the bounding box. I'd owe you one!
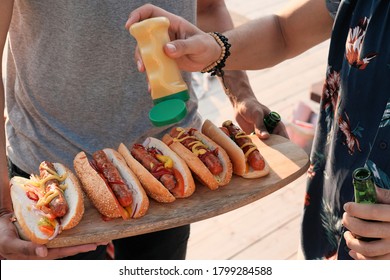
[129,17,189,127]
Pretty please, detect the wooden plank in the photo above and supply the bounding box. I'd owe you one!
[37,135,309,248]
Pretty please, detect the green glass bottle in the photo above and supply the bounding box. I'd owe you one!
[264,111,281,134]
[352,167,377,204]
[352,167,379,241]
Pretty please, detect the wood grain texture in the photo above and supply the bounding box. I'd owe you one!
[45,135,309,248]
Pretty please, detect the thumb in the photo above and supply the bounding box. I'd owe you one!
[164,39,200,59]
[163,35,221,72]
[254,123,271,140]
[3,238,48,259]
[376,186,390,204]
[164,43,180,57]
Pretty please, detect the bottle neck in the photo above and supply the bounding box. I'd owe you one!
[264,111,281,133]
[352,167,376,203]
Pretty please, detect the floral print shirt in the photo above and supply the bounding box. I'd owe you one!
[301,0,390,259]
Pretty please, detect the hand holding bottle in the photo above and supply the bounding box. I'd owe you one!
[343,186,390,260]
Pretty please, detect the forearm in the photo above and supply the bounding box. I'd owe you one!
[1,0,14,212]
[0,113,11,213]
[0,74,12,212]
[197,0,285,70]
[197,0,256,104]
[224,16,286,70]
[0,72,11,212]
[223,0,333,70]
[196,0,234,32]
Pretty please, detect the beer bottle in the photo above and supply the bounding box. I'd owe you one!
[352,167,377,204]
[352,167,379,241]
[264,111,281,133]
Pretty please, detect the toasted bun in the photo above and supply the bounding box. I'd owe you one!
[162,129,232,189]
[74,151,122,219]
[103,148,149,218]
[73,150,149,220]
[202,119,270,178]
[118,137,195,202]
[10,164,84,244]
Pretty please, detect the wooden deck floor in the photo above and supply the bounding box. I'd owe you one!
[186,0,330,260]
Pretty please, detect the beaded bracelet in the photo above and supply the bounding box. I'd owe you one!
[201,32,231,77]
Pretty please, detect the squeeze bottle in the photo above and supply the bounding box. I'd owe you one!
[129,17,189,127]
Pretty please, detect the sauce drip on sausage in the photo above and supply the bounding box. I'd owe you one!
[131,144,177,190]
[222,120,265,171]
[170,127,223,175]
[92,150,133,208]
[38,161,69,218]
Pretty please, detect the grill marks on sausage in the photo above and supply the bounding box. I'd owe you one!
[39,161,69,218]
[222,122,265,171]
[170,128,223,175]
[130,144,177,190]
[92,150,133,207]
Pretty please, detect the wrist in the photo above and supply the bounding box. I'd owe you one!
[216,70,256,104]
[201,32,231,77]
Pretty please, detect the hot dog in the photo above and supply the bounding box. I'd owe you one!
[10,161,84,244]
[201,119,270,179]
[118,137,195,202]
[162,127,232,190]
[73,148,149,220]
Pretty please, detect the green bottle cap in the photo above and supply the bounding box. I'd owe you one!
[264,111,281,133]
[149,99,187,127]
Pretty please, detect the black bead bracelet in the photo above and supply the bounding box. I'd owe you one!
[201,32,231,77]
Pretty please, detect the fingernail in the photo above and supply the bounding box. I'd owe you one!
[166,43,176,53]
[260,131,269,137]
[36,246,47,258]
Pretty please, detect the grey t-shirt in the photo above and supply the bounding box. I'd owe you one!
[5,0,201,174]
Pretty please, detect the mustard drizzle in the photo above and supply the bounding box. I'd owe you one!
[232,131,257,159]
[27,166,67,206]
[173,128,208,156]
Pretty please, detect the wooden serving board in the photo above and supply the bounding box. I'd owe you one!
[46,135,309,248]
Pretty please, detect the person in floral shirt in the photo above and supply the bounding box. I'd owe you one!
[126,0,390,260]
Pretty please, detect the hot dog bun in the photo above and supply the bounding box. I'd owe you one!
[10,162,84,244]
[201,119,270,179]
[162,127,232,190]
[73,148,149,220]
[118,137,195,202]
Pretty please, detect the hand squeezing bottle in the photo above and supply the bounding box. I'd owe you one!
[129,17,189,127]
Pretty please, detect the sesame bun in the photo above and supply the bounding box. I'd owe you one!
[73,149,149,220]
